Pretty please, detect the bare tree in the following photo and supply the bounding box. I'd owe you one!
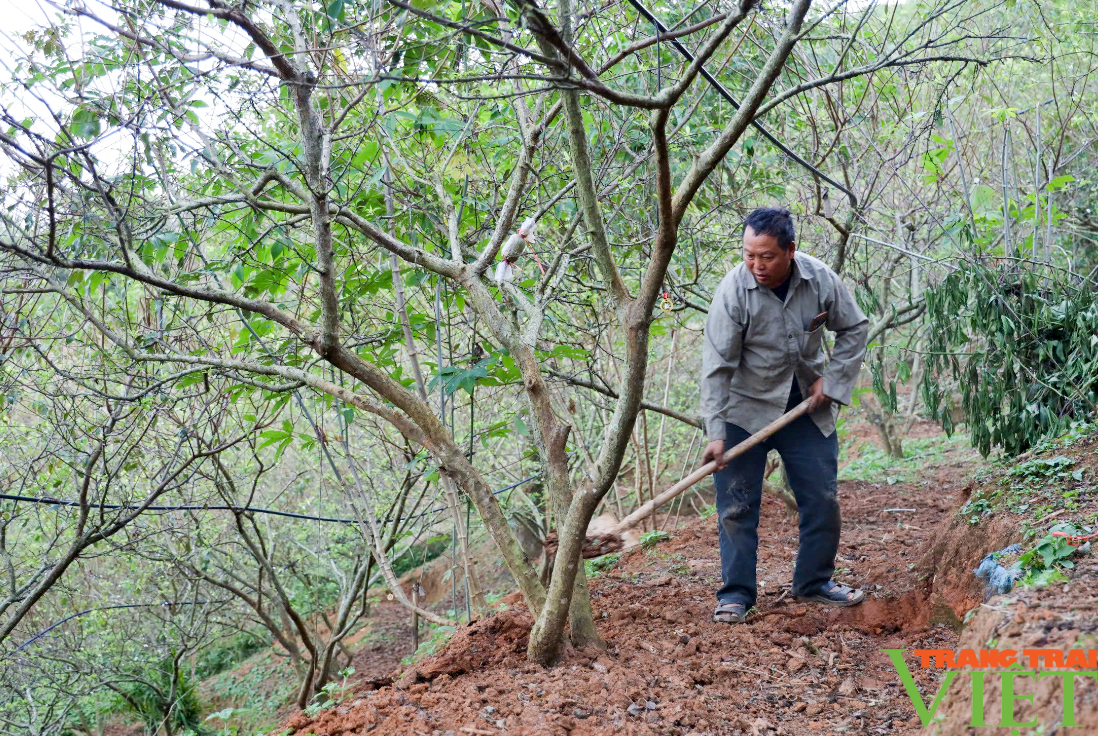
[0,0,1010,665]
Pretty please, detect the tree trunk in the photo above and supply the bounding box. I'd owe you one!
[443,476,488,618]
[568,565,602,648]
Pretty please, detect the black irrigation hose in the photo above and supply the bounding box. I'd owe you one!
[9,600,230,654]
[624,0,859,207]
[3,471,546,657]
[0,470,542,526]
[2,472,546,656]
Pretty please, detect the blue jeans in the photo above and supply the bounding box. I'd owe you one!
[713,408,840,609]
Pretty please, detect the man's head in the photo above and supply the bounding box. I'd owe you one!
[742,207,795,288]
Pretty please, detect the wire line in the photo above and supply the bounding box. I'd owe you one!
[0,471,542,526]
[624,0,858,206]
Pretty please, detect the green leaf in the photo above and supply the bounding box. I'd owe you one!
[1046,174,1074,191]
[70,105,100,139]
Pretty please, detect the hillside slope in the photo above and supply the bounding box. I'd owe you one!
[280,430,1003,735]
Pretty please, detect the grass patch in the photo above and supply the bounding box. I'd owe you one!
[193,629,272,681]
[959,424,1097,535]
[639,529,672,550]
[584,553,620,578]
[401,624,456,665]
[202,650,299,733]
[840,434,976,484]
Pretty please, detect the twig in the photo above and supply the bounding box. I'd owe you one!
[1034,509,1061,526]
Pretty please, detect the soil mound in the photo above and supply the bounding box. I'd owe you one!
[281,468,971,735]
[280,430,1098,735]
[407,609,534,683]
[925,549,1098,734]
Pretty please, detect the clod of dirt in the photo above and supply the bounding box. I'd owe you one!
[410,608,532,682]
[750,717,777,735]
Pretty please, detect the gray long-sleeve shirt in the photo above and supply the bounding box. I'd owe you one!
[701,252,869,440]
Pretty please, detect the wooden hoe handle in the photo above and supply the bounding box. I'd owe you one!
[607,400,812,537]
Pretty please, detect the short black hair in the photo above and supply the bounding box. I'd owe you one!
[742,207,795,250]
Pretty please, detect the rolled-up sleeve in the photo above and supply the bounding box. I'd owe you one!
[822,272,868,405]
[701,283,744,441]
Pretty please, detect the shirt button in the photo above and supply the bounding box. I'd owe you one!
[788,333,793,338]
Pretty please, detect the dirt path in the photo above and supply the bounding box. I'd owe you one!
[282,462,977,736]
[343,599,419,687]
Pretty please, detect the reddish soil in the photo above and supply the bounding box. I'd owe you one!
[278,429,1098,736]
[922,433,1098,734]
[281,465,974,735]
[345,599,419,687]
[927,552,1098,735]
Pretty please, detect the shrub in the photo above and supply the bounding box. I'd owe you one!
[922,263,1097,456]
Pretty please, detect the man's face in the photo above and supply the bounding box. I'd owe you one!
[743,226,794,288]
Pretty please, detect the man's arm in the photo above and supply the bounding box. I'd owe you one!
[700,280,744,468]
[822,271,869,405]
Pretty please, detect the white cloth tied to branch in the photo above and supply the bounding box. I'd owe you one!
[493,217,539,284]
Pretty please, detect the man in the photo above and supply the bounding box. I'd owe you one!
[700,207,869,624]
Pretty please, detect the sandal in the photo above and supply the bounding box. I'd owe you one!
[713,602,747,624]
[796,580,865,607]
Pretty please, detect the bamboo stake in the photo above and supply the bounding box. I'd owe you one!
[1001,128,1012,252]
[629,431,648,531]
[641,410,656,531]
[651,329,678,491]
[1044,145,1054,263]
[443,476,486,618]
[1034,102,1042,259]
[607,400,812,537]
[669,428,701,530]
[411,587,420,652]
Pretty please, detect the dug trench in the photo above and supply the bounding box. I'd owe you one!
[281,430,1098,736]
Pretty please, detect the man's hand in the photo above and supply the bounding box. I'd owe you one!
[808,377,833,412]
[702,439,727,471]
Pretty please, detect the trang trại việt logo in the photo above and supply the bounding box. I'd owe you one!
[882,648,1098,730]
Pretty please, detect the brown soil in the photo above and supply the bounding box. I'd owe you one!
[272,428,1098,736]
[345,599,420,686]
[101,724,143,736]
[920,433,1098,735]
[281,463,974,735]
[925,556,1098,735]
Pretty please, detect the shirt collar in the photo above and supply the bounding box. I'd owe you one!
[738,253,813,291]
[787,256,804,291]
